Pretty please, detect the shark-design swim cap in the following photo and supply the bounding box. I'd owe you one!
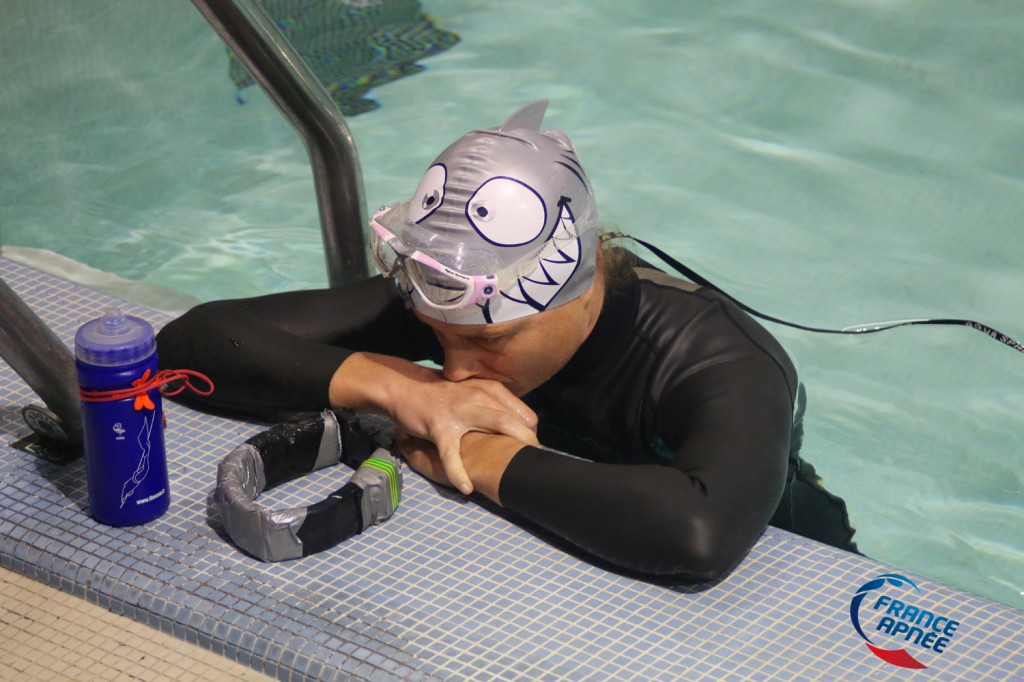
[372,100,599,325]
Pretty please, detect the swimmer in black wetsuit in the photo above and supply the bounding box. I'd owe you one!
[157,101,856,580]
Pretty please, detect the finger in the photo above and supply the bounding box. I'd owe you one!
[465,405,540,444]
[435,437,473,495]
[506,397,538,430]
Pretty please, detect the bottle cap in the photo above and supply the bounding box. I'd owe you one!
[75,307,156,367]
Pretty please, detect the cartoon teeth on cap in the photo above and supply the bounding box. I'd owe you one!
[500,198,583,313]
[401,100,600,325]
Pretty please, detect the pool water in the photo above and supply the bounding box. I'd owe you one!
[1,0,1022,609]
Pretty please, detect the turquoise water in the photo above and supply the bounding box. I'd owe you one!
[1,1,1022,609]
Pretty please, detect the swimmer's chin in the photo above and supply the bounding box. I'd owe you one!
[505,382,528,398]
[508,376,552,399]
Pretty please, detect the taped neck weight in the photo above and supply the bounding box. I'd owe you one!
[215,409,402,562]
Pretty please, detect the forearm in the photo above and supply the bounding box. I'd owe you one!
[156,277,435,415]
[329,351,440,415]
[459,431,523,502]
[157,299,349,412]
[497,446,772,580]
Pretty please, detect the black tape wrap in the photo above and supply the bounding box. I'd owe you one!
[215,409,402,562]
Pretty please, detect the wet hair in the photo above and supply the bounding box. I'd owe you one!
[597,229,639,296]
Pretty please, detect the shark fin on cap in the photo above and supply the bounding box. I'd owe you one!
[498,100,549,133]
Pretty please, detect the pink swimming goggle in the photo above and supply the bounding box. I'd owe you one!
[369,205,576,312]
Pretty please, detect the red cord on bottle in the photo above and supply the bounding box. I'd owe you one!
[79,369,214,411]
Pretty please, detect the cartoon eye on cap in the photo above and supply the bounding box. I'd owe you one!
[467,177,546,246]
[407,164,447,223]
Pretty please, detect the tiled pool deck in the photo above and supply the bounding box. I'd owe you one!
[1,257,1021,681]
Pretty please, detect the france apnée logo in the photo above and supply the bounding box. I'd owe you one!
[849,573,962,670]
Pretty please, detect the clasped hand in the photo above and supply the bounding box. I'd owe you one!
[331,352,539,496]
[389,370,539,495]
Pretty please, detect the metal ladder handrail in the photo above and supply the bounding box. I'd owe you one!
[192,0,369,288]
[0,275,82,445]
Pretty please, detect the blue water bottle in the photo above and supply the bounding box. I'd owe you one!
[75,308,170,525]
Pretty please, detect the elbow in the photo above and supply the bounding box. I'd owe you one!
[592,484,765,581]
[630,513,755,583]
[666,516,754,582]
[598,471,765,582]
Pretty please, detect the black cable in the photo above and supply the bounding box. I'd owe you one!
[608,233,1023,355]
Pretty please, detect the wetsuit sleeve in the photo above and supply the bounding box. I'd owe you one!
[499,362,791,580]
[499,302,794,580]
[156,276,439,413]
